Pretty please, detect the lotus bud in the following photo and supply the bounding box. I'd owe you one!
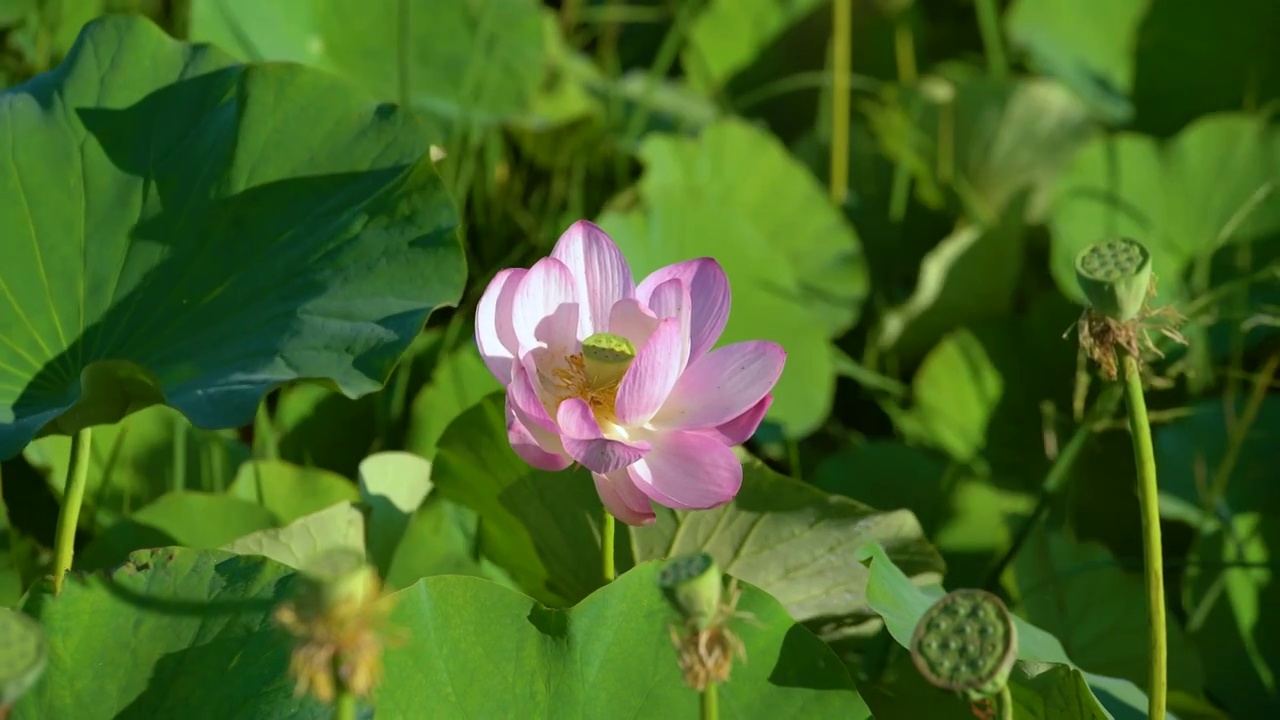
[658,553,723,632]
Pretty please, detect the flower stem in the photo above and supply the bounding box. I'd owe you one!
[1122,353,1167,719]
[334,687,357,720]
[702,680,719,720]
[997,685,1012,720]
[333,655,358,720]
[51,427,92,595]
[602,508,616,582]
[829,0,852,206]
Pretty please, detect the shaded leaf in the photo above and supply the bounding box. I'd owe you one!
[272,382,378,481]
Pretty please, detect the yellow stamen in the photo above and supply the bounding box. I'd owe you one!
[551,353,623,423]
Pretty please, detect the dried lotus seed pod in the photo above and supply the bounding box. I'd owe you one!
[910,588,1018,701]
[0,607,47,707]
[1074,237,1153,321]
[657,552,723,631]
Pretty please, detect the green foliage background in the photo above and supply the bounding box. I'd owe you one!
[1,1,1277,718]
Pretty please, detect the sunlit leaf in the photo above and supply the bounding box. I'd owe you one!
[378,561,871,717]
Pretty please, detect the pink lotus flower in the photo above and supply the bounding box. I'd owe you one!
[475,221,786,526]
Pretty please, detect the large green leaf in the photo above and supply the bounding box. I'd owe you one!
[598,118,868,436]
[188,0,548,136]
[0,15,464,460]
[856,542,1163,720]
[23,405,247,529]
[378,561,871,718]
[1048,112,1280,309]
[226,459,358,524]
[431,392,604,606]
[1014,528,1203,695]
[630,460,944,636]
[13,547,325,719]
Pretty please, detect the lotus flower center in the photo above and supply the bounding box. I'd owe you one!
[550,332,636,423]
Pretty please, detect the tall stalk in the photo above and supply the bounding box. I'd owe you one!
[51,427,93,595]
[830,0,852,205]
[602,509,616,582]
[1122,353,1167,718]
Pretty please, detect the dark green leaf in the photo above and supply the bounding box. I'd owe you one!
[0,15,464,460]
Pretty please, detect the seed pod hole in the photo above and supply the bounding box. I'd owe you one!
[1074,237,1153,321]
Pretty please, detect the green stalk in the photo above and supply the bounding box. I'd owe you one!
[702,680,719,720]
[602,509,616,582]
[971,0,1008,81]
[1121,353,1167,719]
[829,0,852,205]
[51,427,93,595]
[334,689,357,720]
[333,655,358,720]
[997,685,1012,720]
